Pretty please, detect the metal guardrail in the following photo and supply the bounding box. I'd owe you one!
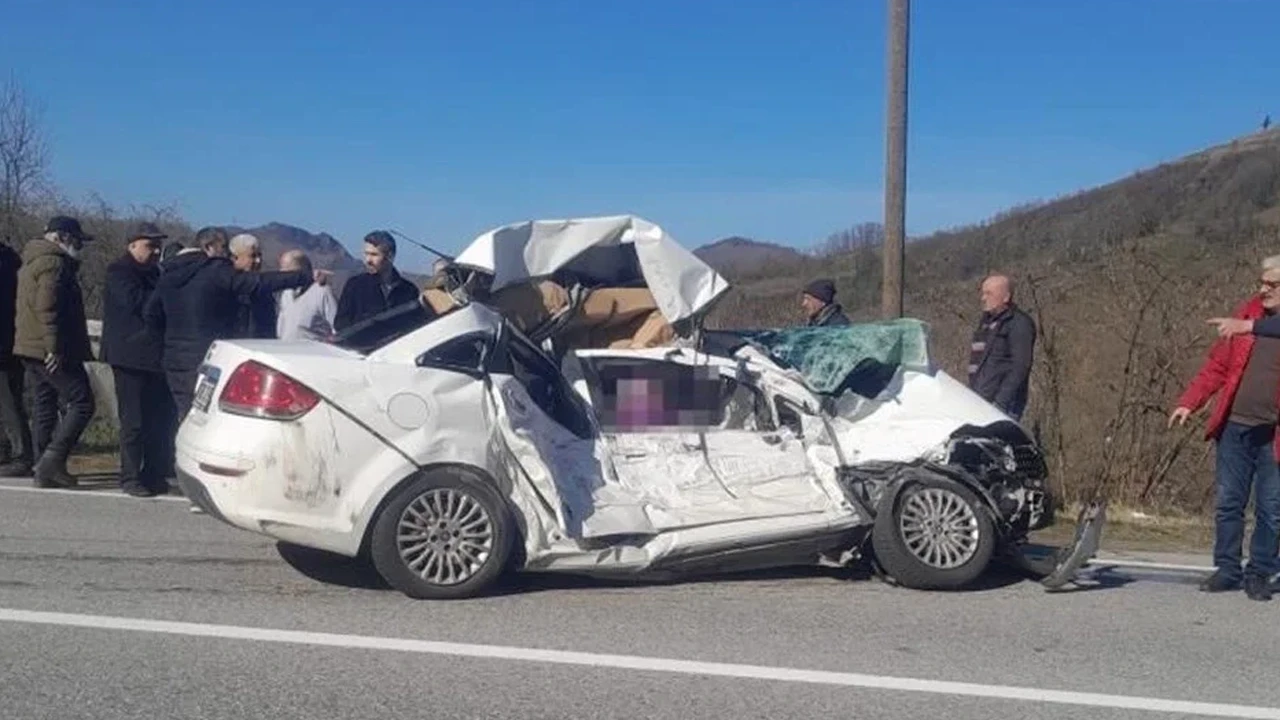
[83,320,118,432]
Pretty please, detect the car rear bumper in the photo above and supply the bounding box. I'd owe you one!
[176,469,231,526]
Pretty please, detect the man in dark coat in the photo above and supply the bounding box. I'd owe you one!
[800,279,851,327]
[967,274,1037,420]
[0,241,34,477]
[13,216,96,489]
[144,227,316,420]
[102,222,176,497]
[334,230,420,332]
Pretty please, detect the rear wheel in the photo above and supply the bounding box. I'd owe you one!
[872,471,995,590]
[370,469,514,600]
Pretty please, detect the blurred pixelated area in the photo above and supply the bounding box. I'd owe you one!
[593,362,725,431]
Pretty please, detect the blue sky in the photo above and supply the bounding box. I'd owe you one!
[2,0,1277,269]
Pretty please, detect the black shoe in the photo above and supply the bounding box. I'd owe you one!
[1245,573,1273,602]
[1199,570,1241,593]
[32,455,78,489]
[0,460,33,478]
[121,481,157,498]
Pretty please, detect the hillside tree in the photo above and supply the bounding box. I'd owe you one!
[0,75,48,244]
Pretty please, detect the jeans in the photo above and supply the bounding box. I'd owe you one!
[1213,422,1280,580]
[0,356,33,464]
[22,358,96,462]
[113,366,176,489]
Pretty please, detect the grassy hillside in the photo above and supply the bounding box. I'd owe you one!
[706,128,1280,514]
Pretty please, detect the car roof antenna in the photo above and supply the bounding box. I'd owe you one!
[387,229,455,263]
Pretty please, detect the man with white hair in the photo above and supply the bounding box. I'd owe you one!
[229,233,276,338]
[276,249,337,340]
[229,233,262,273]
[1172,254,1280,601]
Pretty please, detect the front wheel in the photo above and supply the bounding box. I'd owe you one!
[370,469,515,600]
[871,471,995,590]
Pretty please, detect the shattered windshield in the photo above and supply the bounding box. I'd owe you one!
[703,320,933,398]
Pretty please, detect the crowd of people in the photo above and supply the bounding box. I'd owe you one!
[0,216,423,499]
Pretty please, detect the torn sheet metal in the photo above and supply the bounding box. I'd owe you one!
[452,215,731,324]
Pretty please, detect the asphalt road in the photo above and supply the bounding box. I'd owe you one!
[1,476,1278,720]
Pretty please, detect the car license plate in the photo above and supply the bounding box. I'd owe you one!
[192,365,221,414]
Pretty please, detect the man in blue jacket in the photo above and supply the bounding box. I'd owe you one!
[101,222,175,497]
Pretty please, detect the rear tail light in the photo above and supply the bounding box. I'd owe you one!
[218,360,321,420]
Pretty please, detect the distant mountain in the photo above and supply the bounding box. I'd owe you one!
[694,236,808,276]
[224,222,363,275]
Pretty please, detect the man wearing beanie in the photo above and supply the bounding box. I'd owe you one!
[800,279,850,327]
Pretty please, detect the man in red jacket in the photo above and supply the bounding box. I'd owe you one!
[1172,259,1280,601]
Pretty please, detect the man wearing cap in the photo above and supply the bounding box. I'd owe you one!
[101,222,176,497]
[0,240,33,477]
[800,279,851,327]
[13,216,96,488]
[334,230,421,332]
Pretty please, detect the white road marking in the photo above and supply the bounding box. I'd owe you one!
[0,482,188,503]
[0,609,1276,718]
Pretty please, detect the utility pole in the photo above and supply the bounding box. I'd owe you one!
[881,0,909,319]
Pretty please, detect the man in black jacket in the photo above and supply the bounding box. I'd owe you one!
[102,222,175,497]
[967,274,1037,420]
[334,230,420,332]
[800,279,851,327]
[0,241,33,477]
[144,227,316,420]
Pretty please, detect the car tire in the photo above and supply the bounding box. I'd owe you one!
[871,471,995,591]
[370,469,515,600]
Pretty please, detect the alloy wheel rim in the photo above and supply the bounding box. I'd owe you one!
[397,488,495,585]
[898,487,980,569]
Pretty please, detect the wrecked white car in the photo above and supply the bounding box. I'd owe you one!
[175,215,1099,599]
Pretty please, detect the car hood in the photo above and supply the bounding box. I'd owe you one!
[821,367,1021,465]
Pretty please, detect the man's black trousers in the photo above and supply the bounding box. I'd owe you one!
[113,366,176,490]
[21,359,95,462]
[0,356,33,464]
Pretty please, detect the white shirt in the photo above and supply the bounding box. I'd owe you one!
[276,283,338,341]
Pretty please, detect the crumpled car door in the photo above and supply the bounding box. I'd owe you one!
[569,350,844,529]
[483,337,659,540]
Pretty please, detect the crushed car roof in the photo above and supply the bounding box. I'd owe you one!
[452,214,731,324]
